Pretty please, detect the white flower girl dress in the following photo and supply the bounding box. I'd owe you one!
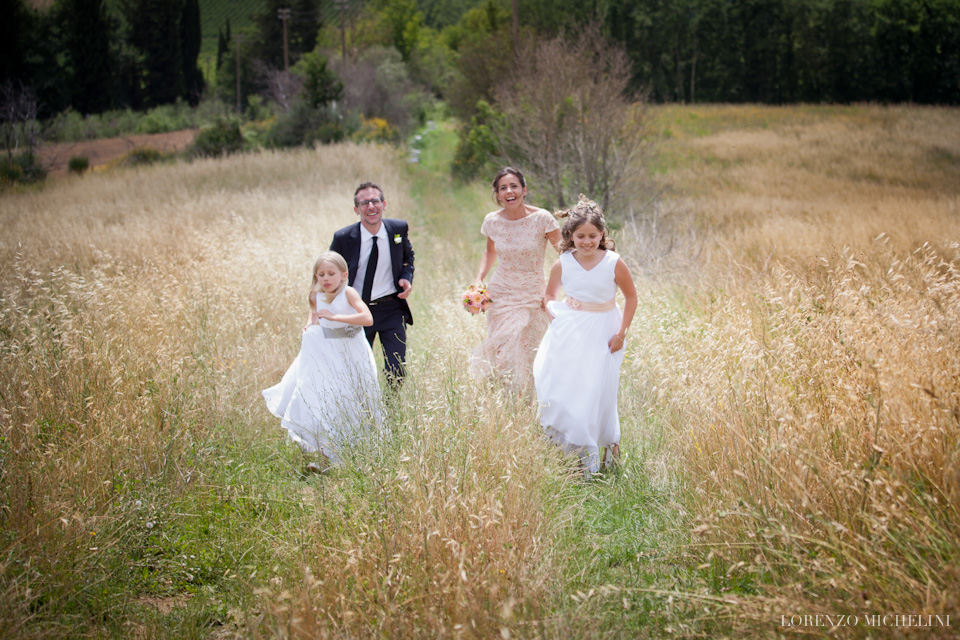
[533,250,624,473]
[262,288,382,465]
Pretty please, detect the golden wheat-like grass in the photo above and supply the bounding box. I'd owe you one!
[3,106,958,638]
[0,142,575,638]
[624,105,960,634]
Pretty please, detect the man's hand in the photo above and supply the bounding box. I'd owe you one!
[397,279,412,299]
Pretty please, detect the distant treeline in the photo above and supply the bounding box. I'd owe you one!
[497,0,960,104]
[2,0,206,116]
[3,0,959,120]
[600,0,960,104]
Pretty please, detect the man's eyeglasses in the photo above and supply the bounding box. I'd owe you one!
[357,198,384,208]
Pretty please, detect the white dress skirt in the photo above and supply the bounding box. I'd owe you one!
[262,288,383,465]
[533,250,624,474]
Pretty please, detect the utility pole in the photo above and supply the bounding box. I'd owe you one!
[335,0,347,60]
[235,33,242,113]
[278,8,291,72]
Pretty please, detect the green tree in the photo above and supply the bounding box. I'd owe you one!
[377,0,425,61]
[216,31,257,111]
[1,0,35,87]
[520,0,602,35]
[56,0,117,113]
[291,0,321,55]
[418,0,479,28]
[2,0,64,114]
[297,51,343,108]
[871,0,960,103]
[217,19,231,71]
[445,0,512,117]
[180,0,204,104]
[408,25,457,96]
[121,0,186,107]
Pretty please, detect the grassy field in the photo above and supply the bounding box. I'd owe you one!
[1,105,958,638]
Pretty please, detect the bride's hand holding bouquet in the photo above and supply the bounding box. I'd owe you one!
[462,283,492,315]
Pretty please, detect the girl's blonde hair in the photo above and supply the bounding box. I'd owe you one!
[311,251,349,304]
[556,194,616,254]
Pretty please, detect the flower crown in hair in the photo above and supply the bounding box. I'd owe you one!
[554,193,604,219]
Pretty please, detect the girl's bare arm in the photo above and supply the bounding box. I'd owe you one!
[609,258,637,353]
[543,259,563,319]
[315,286,374,326]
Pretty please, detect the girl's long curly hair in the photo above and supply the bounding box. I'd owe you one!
[556,194,616,254]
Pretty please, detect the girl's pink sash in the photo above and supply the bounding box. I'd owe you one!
[565,297,615,312]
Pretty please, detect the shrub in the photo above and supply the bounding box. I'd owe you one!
[67,156,89,175]
[45,99,234,143]
[492,25,651,213]
[0,157,23,185]
[119,147,164,167]
[189,120,244,158]
[332,46,431,137]
[310,121,345,145]
[351,117,396,143]
[242,116,278,149]
[0,152,47,186]
[266,100,342,148]
[452,99,501,182]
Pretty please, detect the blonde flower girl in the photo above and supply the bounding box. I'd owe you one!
[263,251,383,472]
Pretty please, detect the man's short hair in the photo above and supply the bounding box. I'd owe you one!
[354,181,384,206]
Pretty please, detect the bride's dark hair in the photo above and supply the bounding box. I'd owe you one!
[556,194,615,254]
[491,167,526,205]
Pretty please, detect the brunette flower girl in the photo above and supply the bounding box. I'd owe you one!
[263,251,383,472]
[533,195,638,476]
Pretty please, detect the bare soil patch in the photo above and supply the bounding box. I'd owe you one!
[36,129,198,176]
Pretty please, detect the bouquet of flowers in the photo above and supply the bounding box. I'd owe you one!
[462,284,492,314]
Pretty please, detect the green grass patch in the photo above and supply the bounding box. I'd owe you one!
[2,422,314,639]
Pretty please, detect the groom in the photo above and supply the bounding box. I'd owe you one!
[330,181,414,386]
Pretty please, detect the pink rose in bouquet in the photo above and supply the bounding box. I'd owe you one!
[462,284,492,314]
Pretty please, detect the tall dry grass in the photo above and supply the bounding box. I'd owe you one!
[1,144,401,635]
[621,105,960,633]
[4,105,959,638]
[0,143,575,638]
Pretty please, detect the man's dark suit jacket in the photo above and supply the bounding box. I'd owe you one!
[329,218,414,325]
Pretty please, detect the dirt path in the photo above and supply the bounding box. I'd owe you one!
[36,129,198,176]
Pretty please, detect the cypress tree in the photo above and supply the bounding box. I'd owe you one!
[1,0,33,86]
[57,0,117,113]
[216,19,232,71]
[180,0,204,104]
[253,0,286,69]
[290,0,320,57]
[121,0,186,107]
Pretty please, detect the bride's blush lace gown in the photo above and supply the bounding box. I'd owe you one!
[471,208,559,389]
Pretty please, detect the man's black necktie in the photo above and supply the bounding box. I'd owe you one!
[361,236,378,302]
